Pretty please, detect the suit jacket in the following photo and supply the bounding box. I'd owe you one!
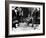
[12,10,19,21]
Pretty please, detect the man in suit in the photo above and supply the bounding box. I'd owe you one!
[12,7,19,28]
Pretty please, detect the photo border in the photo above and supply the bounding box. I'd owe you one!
[5,1,45,37]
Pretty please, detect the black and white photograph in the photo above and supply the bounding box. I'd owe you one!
[12,7,40,33]
[5,1,45,37]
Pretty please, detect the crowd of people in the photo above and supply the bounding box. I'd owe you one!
[12,7,40,28]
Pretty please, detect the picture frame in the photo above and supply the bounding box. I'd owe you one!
[5,1,45,37]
